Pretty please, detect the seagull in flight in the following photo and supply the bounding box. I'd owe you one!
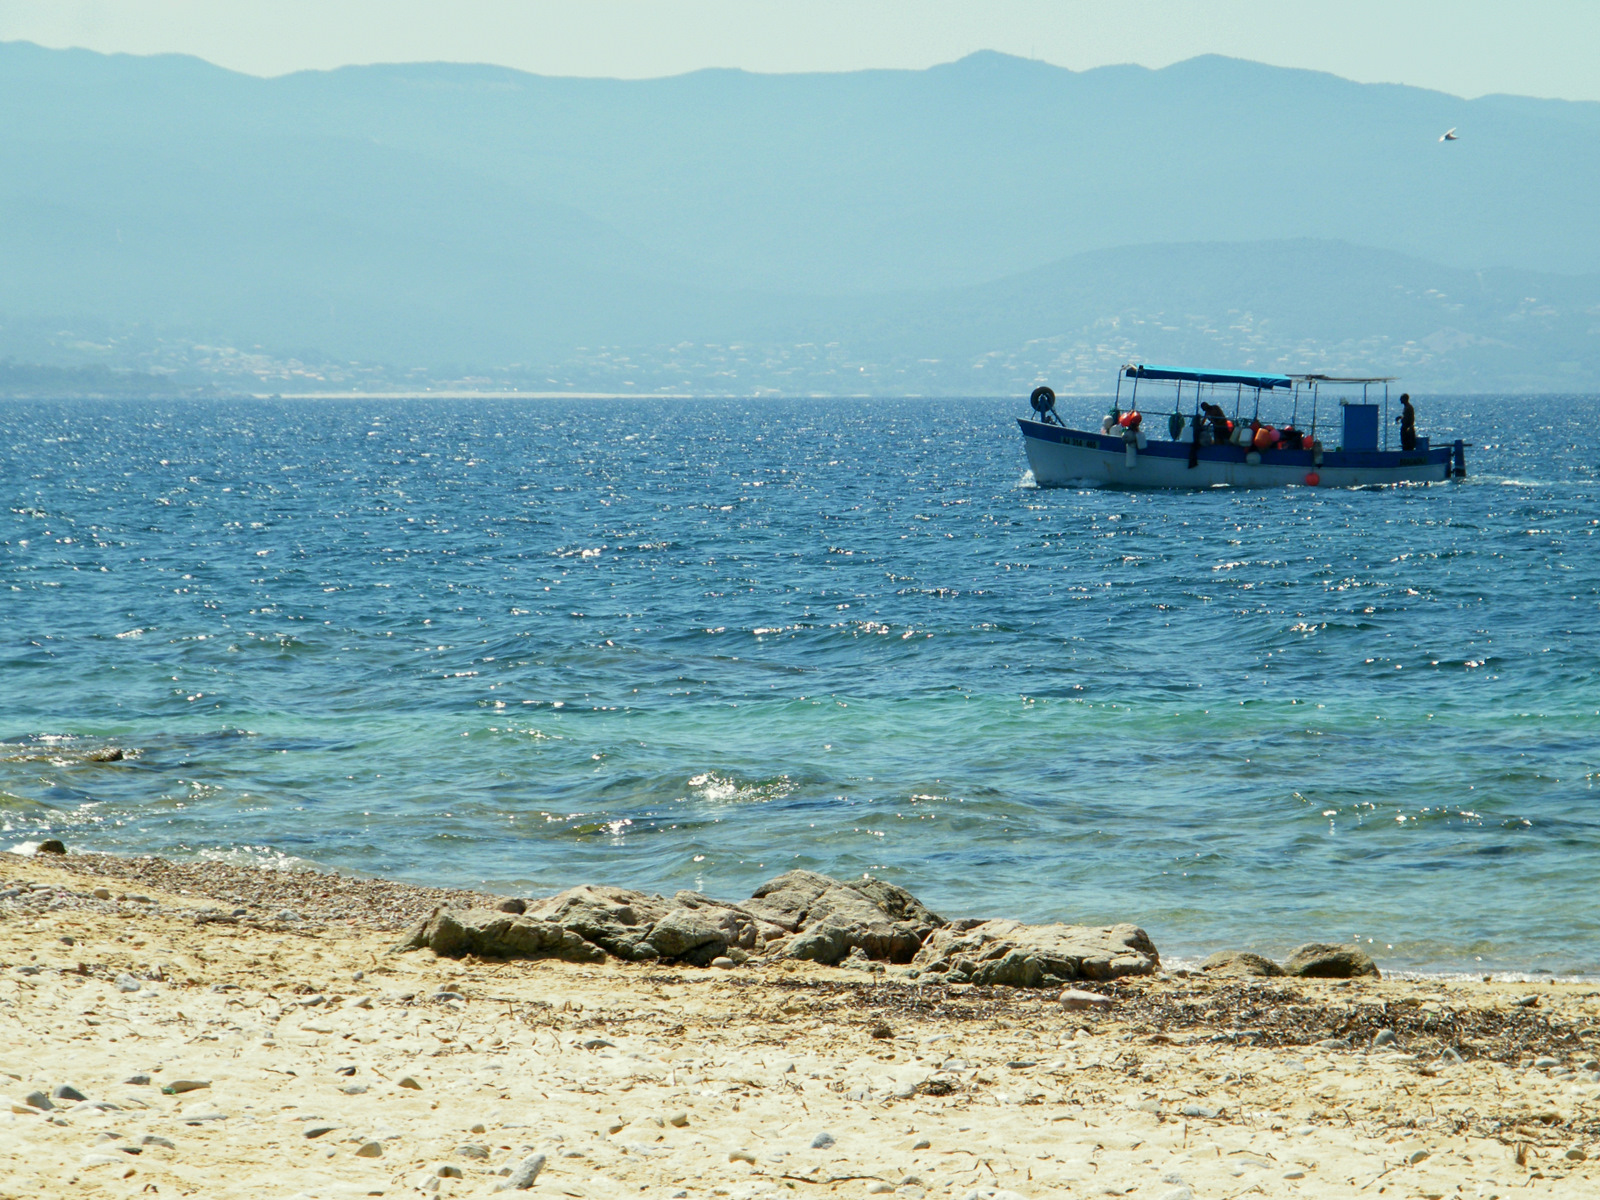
[1439,127,1459,142]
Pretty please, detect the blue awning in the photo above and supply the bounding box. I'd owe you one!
[1125,364,1293,390]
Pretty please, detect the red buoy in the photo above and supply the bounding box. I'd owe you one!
[1305,472,1321,486]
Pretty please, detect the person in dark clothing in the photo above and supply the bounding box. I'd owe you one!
[1201,402,1232,443]
[1396,393,1417,451]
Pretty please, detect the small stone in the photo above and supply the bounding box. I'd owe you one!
[93,887,113,900]
[22,1090,54,1111]
[335,1065,357,1076]
[456,1143,490,1160]
[711,956,736,969]
[115,973,142,993]
[123,1074,152,1086]
[437,1164,464,1178]
[867,1186,894,1196]
[1534,1056,1560,1069]
[142,1136,176,1149]
[1180,1104,1220,1119]
[398,1076,422,1090]
[303,1124,338,1139]
[161,1080,210,1095]
[1512,994,1540,1008]
[730,1149,757,1164]
[341,1085,368,1095]
[52,1084,87,1102]
[495,898,527,914]
[354,1140,383,1157]
[1567,1147,1588,1161]
[912,1139,930,1150]
[1372,1028,1397,1047]
[870,1022,893,1039]
[37,839,66,855]
[580,1037,616,1049]
[502,1153,546,1189]
[1059,988,1112,1011]
[276,910,302,922]
[470,1124,486,1134]
[811,1132,836,1149]
[667,1111,689,1127]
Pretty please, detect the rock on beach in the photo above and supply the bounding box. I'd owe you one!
[1201,950,1286,978]
[913,918,1159,985]
[1284,942,1381,978]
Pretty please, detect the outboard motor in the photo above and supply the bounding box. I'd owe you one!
[1029,386,1058,425]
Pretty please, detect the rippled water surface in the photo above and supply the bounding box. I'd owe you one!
[2,395,1597,973]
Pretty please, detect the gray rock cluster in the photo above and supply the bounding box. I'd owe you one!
[395,869,1159,984]
[1200,943,1381,979]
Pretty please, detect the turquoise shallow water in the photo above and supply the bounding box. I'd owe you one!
[2,395,1597,973]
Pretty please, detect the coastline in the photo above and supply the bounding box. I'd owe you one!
[2,850,1597,1198]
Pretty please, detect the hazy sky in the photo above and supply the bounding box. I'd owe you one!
[3,0,1597,102]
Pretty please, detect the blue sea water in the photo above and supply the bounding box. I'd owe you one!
[2,395,1597,975]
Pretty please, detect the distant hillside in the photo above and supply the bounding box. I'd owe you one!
[1,42,1597,392]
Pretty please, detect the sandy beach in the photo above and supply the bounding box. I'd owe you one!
[1,850,1596,1200]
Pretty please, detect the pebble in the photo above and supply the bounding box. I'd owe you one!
[1372,1028,1397,1047]
[501,1153,546,1190]
[398,1076,423,1090]
[711,956,736,969]
[730,1149,757,1164]
[812,1132,836,1149]
[114,973,142,993]
[303,1125,339,1139]
[667,1111,689,1127]
[866,1185,894,1195]
[1060,989,1112,1011]
[1180,1105,1220,1119]
[354,1140,383,1157]
[52,1084,87,1102]
[92,887,113,900]
[340,1085,369,1095]
[123,1075,151,1086]
[22,1091,53,1111]
[456,1143,490,1160]
[162,1080,210,1095]
[1535,1056,1561,1069]
[912,1139,930,1150]
[142,1136,176,1149]
[436,1164,465,1178]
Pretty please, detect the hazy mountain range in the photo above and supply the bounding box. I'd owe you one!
[2,41,1597,395]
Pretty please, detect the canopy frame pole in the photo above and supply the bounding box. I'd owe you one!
[1252,386,1262,423]
[1310,383,1319,443]
[1114,370,1123,411]
[1234,383,1242,421]
[1384,381,1390,451]
[1290,382,1300,428]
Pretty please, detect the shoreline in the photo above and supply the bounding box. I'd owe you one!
[2,849,1598,1197]
[6,842,1594,985]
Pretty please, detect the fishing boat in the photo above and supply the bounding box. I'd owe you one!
[1018,364,1467,489]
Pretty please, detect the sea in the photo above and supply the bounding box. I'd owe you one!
[2,394,1597,976]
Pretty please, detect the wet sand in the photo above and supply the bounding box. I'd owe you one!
[1,851,1596,1199]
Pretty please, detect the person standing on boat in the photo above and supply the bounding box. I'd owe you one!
[1396,393,1417,451]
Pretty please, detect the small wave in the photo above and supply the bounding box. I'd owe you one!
[686,771,795,805]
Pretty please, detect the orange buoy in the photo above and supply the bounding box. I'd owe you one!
[1119,410,1142,429]
[1253,426,1275,450]
[1305,472,1321,486]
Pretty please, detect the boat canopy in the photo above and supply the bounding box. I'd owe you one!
[1124,364,1292,390]
[1291,374,1397,384]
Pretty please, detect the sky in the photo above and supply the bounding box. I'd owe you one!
[2,0,1598,102]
